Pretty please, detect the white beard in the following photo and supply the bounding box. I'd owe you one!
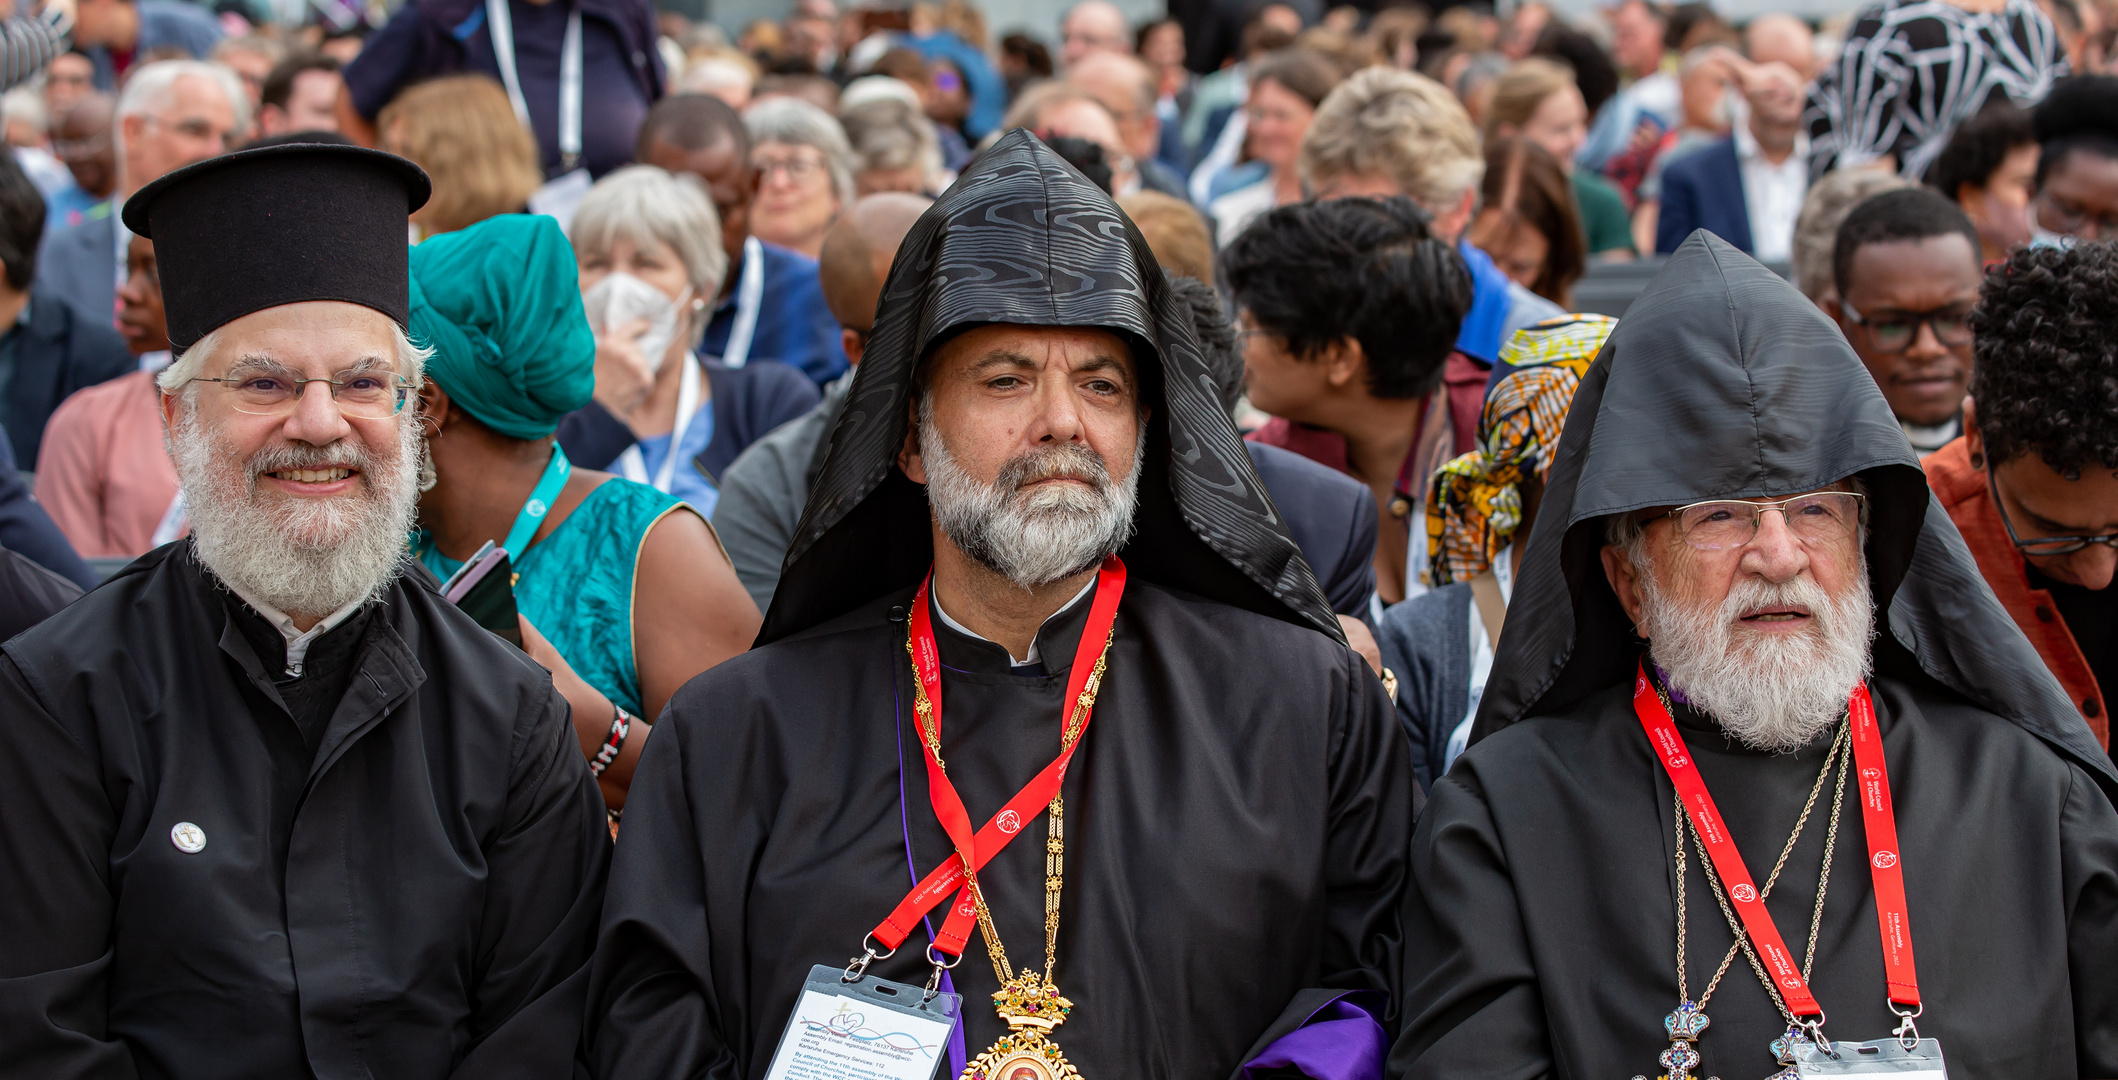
[169,401,422,619]
[1641,558,1876,753]
[918,406,1143,590]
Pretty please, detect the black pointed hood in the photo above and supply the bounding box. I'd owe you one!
[1471,231,2116,792]
[758,130,1338,645]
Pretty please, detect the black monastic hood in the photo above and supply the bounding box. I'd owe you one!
[759,130,1339,645]
[1471,232,2118,791]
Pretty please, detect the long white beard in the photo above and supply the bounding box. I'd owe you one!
[918,408,1143,590]
[1642,559,1876,753]
[170,402,422,619]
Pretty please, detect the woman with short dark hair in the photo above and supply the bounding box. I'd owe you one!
[1468,136,1588,307]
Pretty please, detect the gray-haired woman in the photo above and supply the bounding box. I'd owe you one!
[744,96,858,258]
[555,165,820,517]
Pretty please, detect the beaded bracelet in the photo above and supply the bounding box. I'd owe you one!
[589,705,631,777]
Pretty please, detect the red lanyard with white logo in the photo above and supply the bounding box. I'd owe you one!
[867,557,1126,962]
[1633,661,1921,1026]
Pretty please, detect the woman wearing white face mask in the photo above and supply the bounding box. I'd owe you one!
[555,166,822,519]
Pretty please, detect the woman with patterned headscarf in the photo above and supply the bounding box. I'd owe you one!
[406,213,761,816]
[1376,313,1615,788]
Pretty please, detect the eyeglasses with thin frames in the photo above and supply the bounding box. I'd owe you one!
[1987,468,2118,556]
[1665,492,1867,551]
[183,365,413,420]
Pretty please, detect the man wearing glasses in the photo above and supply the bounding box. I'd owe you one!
[0,144,608,1078]
[1928,240,2118,754]
[1399,233,2118,1075]
[1825,188,1984,458]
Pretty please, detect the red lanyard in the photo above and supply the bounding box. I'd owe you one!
[1632,661,1920,1020]
[871,557,1127,959]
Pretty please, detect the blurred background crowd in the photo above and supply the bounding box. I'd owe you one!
[0,0,2108,638]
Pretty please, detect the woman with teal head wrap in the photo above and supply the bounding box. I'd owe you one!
[408,213,762,816]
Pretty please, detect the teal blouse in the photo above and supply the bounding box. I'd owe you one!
[419,478,689,715]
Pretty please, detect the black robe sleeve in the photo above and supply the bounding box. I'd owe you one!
[0,654,137,1078]
[1387,767,1552,1080]
[1320,645,1414,1004]
[451,690,611,1078]
[2063,761,2118,1075]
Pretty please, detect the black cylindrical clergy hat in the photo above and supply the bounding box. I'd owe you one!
[121,143,431,351]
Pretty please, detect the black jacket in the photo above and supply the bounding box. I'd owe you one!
[5,287,134,470]
[0,544,609,1079]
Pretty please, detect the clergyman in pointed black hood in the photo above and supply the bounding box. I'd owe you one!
[1391,232,2118,1078]
[585,130,1412,1080]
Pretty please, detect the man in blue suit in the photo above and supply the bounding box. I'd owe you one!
[1655,57,1809,262]
[35,60,241,327]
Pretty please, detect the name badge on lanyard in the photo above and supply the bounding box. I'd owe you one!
[1791,1038,1947,1078]
[488,0,590,229]
[761,963,961,1080]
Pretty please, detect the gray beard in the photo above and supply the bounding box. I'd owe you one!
[169,402,422,619]
[918,406,1143,590]
[1642,557,1876,753]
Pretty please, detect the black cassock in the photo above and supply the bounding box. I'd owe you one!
[1401,678,2118,1077]
[1393,233,2118,1076]
[583,579,1411,1080]
[0,543,609,1079]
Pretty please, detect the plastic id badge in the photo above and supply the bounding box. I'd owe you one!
[761,964,961,1080]
[1793,1039,1947,1078]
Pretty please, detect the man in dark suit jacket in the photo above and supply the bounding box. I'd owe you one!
[1654,57,1810,260]
[0,153,133,470]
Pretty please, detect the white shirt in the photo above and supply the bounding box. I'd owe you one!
[1443,545,1514,772]
[933,575,1099,668]
[221,579,369,678]
[1734,122,1810,264]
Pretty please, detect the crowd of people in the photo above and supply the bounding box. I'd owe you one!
[1,0,2117,1073]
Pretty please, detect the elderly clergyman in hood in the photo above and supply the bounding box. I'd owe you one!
[1393,232,2118,1078]
[0,145,608,1078]
[584,131,1412,1080]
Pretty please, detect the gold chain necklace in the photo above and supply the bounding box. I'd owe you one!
[906,627,1116,1080]
[1636,687,1850,1080]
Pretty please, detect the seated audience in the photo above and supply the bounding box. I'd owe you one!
[1224,196,1474,606]
[1298,66,1565,375]
[44,93,115,236]
[1067,49,1187,197]
[407,212,757,812]
[2029,75,2118,244]
[1928,240,2118,740]
[743,96,855,259]
[37,60,243,331]
[1928,100,2037,263]
[1790,165,1914,304]
[377,75,542,240]
[256,52,342,137]
[555,166,818,516]
[1378,313,1613,787]
[1485,58,1634,257]
[838,94,944,195]
[714,191,929,612]
[212,35,283,128]
[1656,51,1809,259]
[635,93,848,383]
[1204,47,1341,247]
[1468,136,1586,307]
[1004,80,1155,198]
[36,234,182,556]
[1628,46,1737,251]
[1826,188,1983,456]
[0,152,129,469]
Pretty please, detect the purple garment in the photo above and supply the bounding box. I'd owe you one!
[1238,992,1388,1080]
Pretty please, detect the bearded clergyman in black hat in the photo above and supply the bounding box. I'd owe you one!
[583,130,1413,1080]
[1392,232,2118,1077]
[0,145,609,1078]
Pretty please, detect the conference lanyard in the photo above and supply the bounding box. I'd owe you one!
[501,443,572,558]
[614,353,703,493]
[1633,661,1921,1024]
[485,0,582,172]
[869,557,1127,959]
[718,236,765,369]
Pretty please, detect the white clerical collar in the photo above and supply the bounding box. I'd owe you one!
[223,579,367,679]
[933,574,1099,668]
